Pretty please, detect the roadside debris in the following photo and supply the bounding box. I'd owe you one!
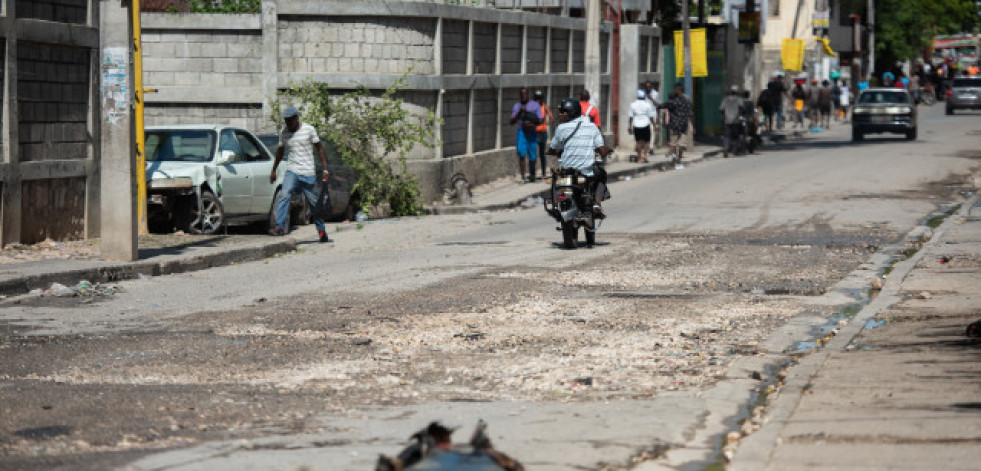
[42,280,119,298]
[966,320,981,338]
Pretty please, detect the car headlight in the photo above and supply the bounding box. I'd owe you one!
[148,177,194,189]
[884,106,912,114]
[852,107,870,114]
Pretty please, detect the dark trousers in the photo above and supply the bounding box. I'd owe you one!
[533,131,548,178]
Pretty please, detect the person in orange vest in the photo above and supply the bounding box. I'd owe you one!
[579,89,601,130]
[968,63,980,76]
[532,90,553,180]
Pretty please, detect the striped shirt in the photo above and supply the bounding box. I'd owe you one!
[550,120,604,176]
[279,123,320,176]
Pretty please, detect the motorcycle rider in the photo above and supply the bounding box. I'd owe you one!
[547,98,612,217]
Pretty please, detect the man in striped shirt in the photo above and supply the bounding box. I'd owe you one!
[548,98,611,216]
[269,106,331,242]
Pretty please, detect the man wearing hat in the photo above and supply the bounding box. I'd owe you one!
[719,85,744,157]
[269,106,331,242]
[628,89,657,163]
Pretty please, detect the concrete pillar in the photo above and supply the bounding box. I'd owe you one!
[0,3,20,247]
[99,0,137,261]
[584,0,602,109]
[261,0,278,132]
[618,25,641,151]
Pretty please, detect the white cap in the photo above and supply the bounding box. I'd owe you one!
[637,90,646,99]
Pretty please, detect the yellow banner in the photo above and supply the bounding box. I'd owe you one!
[781,38,805,71]
[674,28,708,78]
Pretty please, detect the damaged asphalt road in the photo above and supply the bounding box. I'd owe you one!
[2,110,980,470]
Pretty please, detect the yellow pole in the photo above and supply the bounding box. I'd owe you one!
[132,0,148,234]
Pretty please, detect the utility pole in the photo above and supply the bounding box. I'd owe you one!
[584,0,602,114]
[682,0,693,97]
[867,0,875,77]
[99,0,138,261]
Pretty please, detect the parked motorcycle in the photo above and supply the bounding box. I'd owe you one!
[543,167,600,249]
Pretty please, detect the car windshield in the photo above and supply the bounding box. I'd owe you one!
[952,78,981,87]
[857,91,910,105]
[146,130,216,162]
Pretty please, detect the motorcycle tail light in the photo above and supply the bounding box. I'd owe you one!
[946,88,952,98]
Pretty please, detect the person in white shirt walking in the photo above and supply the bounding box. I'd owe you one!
[269,106,331,243]
[628,90,657,163]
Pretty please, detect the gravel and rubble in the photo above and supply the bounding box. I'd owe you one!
[0,227,895,466]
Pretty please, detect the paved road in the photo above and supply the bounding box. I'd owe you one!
[1,104,978,470]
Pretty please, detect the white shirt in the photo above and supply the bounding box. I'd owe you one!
[279,123,320,176]
[647,90,660,106]
[629,99,657,128]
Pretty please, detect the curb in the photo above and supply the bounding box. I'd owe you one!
[0,239,297,297]
[431,149,722,215]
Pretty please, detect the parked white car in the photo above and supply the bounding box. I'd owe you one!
[144,125,291,234]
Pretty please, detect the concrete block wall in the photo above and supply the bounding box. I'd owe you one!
[279,17,437,76]
[16,0,87,24]
[18,42,92,162]
[139,2,658,205]
[472,89,499,153]
[1,1,101,246]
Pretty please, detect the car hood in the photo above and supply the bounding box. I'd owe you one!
[146,161,220,194]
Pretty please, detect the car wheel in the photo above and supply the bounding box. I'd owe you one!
[946,106,954,115]
[267,189,290,232]
[851,129,863,142]
[183,190,224,235]
[344,192,360,222]
[906,127,917,141]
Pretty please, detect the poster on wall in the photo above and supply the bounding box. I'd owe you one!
[101,47,129,124]
[781,38,805,71]
[674,28,708,78]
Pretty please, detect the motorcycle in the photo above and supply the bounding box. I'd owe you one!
[543,166,601,249]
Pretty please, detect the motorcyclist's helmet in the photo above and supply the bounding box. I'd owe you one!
[558,98,581,118]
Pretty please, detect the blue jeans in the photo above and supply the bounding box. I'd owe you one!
[276,171,325,233]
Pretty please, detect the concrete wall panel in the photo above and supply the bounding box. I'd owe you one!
[500,24,522,74]
[472,88,498,153]
[17,42,90,162]
[16,0,88,24]
[441,20,468,75]
[440,90,468,158]
[21,177,85,244]
[549,29,569,73]
[527,26,547,74]
[473,22,496,74]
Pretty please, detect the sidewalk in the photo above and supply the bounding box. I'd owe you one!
[434,143,721,214]
[730,192,981,470]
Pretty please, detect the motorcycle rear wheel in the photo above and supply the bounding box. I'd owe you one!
[561,221,578,249]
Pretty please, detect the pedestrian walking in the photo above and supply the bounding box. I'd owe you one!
[719,85,743,158]
[839,80,851,121]
[579,90,602,130]
[791,81,807,129]
[757,88,774,132]
[818,80,834,128]
[643,81,661,151]
[628,89,657,163]
[533,90,553,180]
[509,87,542,182]
[767,73,789,130]
[741,90,759,153]
[269,106,331,242]
[663,83,694,168]
[806,78,821,128]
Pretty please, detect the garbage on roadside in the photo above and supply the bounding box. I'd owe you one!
[375,420,524,471]
[520,196,544,208]
[42,280,119,298]
[863,319,886,330]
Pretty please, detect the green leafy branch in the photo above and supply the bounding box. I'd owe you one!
[272,76,441,217]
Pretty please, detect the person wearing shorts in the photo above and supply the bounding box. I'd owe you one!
[628,89,656,163]
[509,88,542,182]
